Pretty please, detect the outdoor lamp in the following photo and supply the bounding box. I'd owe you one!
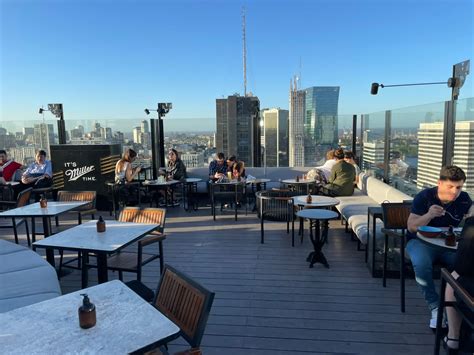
[370,81,447,95]
[371,60,470,98]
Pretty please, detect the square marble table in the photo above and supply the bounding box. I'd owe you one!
[33,220,160,288]
[0,201,90,265]
[0,280,180,354]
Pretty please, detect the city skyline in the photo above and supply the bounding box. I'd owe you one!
[1,0,472,124]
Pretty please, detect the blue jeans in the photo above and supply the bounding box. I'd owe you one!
[406,238,456,310]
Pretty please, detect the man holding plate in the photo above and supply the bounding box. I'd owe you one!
[407,166,472,329]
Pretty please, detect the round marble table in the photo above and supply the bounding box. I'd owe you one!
[417,231,459,251]
[292,195,339,208]
[296,209,339,268]
[293,195,339,239]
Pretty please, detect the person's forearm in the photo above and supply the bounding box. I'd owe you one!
[408,213,433,233]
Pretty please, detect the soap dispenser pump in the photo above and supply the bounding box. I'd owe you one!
[78,293,96,329]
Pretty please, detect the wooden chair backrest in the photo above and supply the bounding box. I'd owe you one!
[381,202,412,230]
[153,265,215,349]
[57,190,97,210]
[118,207,166,233]
[17,188,32,208]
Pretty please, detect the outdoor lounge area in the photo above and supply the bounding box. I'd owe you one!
[1,197,437,354]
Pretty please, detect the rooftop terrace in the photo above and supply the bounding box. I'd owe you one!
[2,204,435,354]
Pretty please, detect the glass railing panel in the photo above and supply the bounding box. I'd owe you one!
[163,118,215,168]
[361,111,385,180]
[389,101,446,196]
[0,119,59,165]
[64,116,152,161]
[454,97,474,198]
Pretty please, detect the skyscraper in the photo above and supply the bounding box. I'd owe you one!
[289,78,305,167]
[216,94,261,166]
[303,86,340,166]
[261,108,289,167]
[417,121,474,194]
[33,123,55,156]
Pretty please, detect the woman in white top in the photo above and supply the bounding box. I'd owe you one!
[115,148,141,184]
[115,148,141,205]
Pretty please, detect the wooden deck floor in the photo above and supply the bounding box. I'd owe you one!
[3,205,436,354]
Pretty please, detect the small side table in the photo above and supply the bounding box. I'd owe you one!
[296,209,339,268]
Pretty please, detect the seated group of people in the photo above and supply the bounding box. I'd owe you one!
[308,148,360,197]
[114,148,187,206]
[208,152,246,182]
[0,149,53,200]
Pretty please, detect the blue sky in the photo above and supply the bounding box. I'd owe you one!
[1,0,472,126]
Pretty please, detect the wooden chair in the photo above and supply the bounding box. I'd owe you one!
[209,182,246,221]
[55,191,97,272]
[256,190,296,246]
[152,265,215,355]
[434,268,474,355]
[0,188,32,246]
[107,207,167,281]
[380,201,412,312]
[55,190,97,226]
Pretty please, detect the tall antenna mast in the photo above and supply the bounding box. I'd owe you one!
[242,6,247,97]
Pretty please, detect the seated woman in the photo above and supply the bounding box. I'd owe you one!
[115,148,141,205]
[444,217,474,353]
[166,149,187,181]
[306,149,336,185]
[231,161,246,181]
[322,148,355,197]
[21,149,53,189]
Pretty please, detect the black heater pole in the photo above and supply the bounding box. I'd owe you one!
[352,114,357,158]
[57,105,66,144]
[158,112,166,169]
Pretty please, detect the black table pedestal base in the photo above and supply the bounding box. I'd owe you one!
[306,251,330,268]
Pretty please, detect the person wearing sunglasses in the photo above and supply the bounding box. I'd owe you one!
[407,166,473,330]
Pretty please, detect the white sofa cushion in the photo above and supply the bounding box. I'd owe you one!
[0,240,61,313]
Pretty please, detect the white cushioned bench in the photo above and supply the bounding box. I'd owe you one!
[0,240,61,313]
[335,173,412,248]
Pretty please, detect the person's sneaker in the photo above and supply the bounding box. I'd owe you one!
[430,307,447,329]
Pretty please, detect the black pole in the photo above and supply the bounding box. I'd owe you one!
[158,114,165,169]
[150,119,159,180]
[57,104,67,144]
[352,114,357,158]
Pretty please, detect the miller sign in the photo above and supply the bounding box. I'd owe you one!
[64,162,96,182]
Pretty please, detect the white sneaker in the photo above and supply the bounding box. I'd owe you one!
[430,307,447,329]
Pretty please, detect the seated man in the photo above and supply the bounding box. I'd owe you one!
[208,152,227,182]
[21,149,53,189]
[322,148,355,197]
[407,165,473,329]
[0,149,22,184]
